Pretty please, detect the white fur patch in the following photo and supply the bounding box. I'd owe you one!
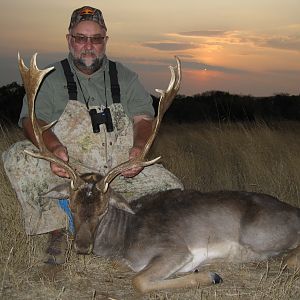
[178,242,242,273]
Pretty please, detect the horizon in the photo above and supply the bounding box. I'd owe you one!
[1,1,300,97]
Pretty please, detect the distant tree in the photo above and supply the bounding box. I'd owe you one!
[153,90,300,123]
[0,82,25,125]
[273,94,300,120]
[1,81,300,126]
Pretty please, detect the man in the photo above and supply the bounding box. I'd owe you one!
[2,6,183,265]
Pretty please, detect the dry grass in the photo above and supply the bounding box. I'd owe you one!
[1,121,300,299]
[152,121,300,206]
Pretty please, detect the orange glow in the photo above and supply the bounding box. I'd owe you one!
[1,1,300,96]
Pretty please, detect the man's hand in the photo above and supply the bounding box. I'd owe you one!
[121,115,154,178]
[50,145,70,178]
[121,146,143,178]
[22,117,70,178]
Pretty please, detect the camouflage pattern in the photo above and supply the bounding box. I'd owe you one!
[69,6,107,31]
[2,101,183,235]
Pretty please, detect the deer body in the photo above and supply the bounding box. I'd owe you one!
[93,189,300,272]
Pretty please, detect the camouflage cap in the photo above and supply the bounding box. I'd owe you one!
[69,6,107,31]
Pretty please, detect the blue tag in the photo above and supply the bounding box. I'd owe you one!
[58,199,75,234]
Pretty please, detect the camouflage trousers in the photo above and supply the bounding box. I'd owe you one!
[2,101,183,235]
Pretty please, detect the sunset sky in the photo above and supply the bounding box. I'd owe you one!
[1,0,300,96]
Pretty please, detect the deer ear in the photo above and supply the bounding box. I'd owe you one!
[40,183,70,199]
[109,190,135,214]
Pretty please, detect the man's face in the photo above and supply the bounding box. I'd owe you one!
[67,21,108,74]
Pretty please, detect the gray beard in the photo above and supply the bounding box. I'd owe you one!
[70,53,104,73]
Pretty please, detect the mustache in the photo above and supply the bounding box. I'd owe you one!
[80,50,96,55]
[70,53,105,72]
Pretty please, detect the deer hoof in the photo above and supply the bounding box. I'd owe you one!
[210,272,223,284]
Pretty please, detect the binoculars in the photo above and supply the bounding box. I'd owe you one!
[89,107,114,133]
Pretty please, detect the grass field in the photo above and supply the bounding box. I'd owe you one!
[0,121,300,299]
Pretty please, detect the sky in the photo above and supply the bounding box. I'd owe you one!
[1,0,300,97]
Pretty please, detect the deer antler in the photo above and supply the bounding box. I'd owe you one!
[18,53,80,189]
[100,56,181,192]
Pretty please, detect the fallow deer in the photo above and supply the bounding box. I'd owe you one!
[18,53,300,294]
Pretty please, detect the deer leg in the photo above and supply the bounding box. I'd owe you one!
[132,253,222,294]
[284,245,300,268]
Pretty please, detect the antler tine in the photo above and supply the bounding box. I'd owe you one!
[18,53,53,103]
[141,56,181,159]
[18,53,80,189]
[99,57,181,193]
[100,156,161,193]
[155,56,181,119]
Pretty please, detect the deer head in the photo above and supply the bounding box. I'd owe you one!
[18,53,181,254]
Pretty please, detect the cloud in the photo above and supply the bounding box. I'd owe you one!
[170,29,300,52]
[142,42,199,51]
[112,56,246,75]
[258,36,300,52]
[223,32,300,52]
[265,68,300,76]
[182,60,246,74]
[177,30,228,37]
[140,26,300,56]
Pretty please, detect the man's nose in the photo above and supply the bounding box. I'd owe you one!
[84,40,93,49]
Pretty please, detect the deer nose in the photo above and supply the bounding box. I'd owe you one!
[74,242,93,255]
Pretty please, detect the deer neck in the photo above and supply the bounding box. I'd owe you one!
[93,203,133,257]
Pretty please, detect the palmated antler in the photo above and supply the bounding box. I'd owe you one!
[18,53,80,189]
[99,57,181,192]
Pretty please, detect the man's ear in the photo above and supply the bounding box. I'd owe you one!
[109,190,135,214]
[40,183,70,199]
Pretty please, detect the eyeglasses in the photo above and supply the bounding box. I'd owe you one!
[71,35,106,44]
